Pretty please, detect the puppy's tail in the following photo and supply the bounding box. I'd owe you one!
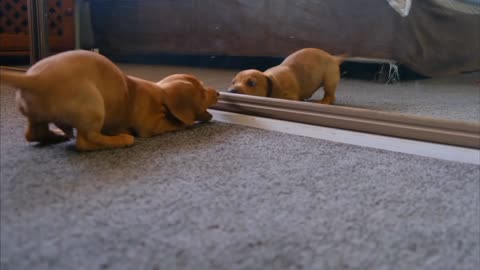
[0,67,34,90]
[333,54,348,65]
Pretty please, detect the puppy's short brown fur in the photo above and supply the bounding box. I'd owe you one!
[228,48,344,104]
[0,50,218,151]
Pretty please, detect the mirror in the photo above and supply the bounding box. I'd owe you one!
[1,0,479,125]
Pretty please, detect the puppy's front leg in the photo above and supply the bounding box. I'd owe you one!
[137,116,186,138]
[318,75,339,105]
[76,131,134,151]
[196,111,213,122]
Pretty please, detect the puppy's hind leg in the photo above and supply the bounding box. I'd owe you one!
[319,71,340,105]
[319,82,337,105]
[25,119,70,144]
[71,89,134,151]
[75,117,134,151]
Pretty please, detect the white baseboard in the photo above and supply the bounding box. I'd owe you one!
[211,110,480,165]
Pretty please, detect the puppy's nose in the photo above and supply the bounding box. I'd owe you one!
[228,88,240,94]
[216,92,220,97]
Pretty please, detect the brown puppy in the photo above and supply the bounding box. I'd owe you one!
[228,48,344,104]
[0,50,218,151]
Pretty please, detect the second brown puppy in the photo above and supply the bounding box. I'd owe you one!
[228,48,344,104]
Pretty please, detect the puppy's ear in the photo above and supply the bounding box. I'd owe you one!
[162,82,199,125]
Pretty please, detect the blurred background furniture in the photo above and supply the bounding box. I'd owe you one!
[89,0,479,77]
[0,0,75,56]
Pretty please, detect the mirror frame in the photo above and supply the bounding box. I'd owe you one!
[212,93,480,149]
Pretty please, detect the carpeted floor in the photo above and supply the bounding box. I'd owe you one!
[1,84,479,269]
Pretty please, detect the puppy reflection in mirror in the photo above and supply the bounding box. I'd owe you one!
[228,48,344,104]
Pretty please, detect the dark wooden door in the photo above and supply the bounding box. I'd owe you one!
[0,0,75,56]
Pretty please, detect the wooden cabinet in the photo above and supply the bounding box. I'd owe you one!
[0,0,75,56]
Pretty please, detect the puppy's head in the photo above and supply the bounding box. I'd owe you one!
[227,69,271,97]
[160,74,218,125]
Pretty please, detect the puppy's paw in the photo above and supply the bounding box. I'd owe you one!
[75,132,135,151]
[118,133,135,147]
[197,111,213,122]
[319,100,331,105]
[319,97,335,105]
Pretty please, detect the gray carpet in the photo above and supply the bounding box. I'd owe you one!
[1,87,479,270]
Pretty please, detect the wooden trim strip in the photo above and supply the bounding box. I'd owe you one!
[212,93,480,149]
[0,67,28,72]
